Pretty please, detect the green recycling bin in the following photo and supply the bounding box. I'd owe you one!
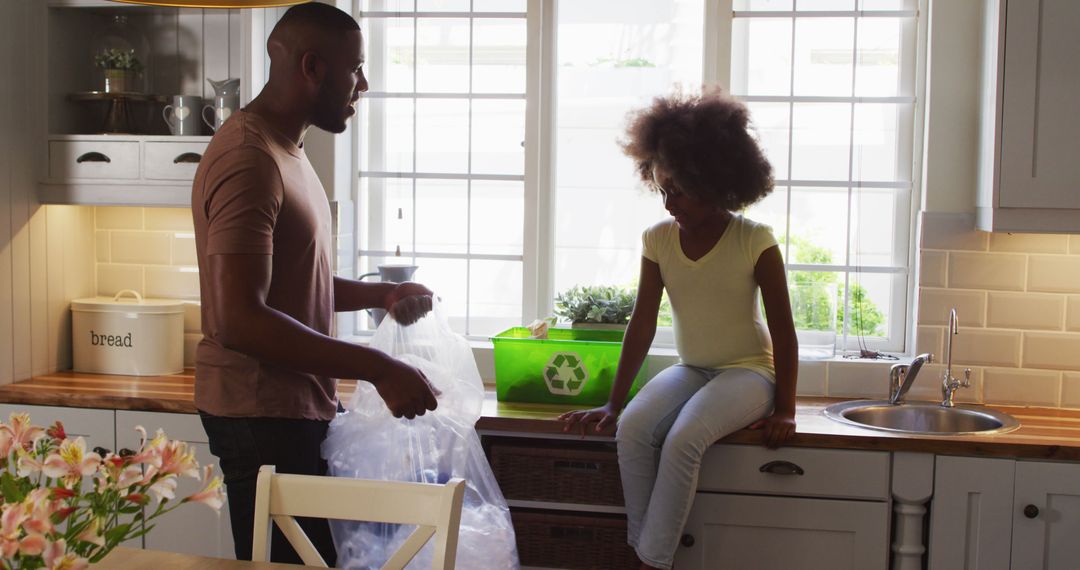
[491,327,649,406]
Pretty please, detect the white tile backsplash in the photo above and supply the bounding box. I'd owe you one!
[987,292,1064,330]
[947,252,1026,291]
[1028,255,1080,293]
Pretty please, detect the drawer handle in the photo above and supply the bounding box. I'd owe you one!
[554,460,601,474]
[76,151,111,164]
[92,446,111,456]
[759,460,805,476]
[173,152,202,164]
[1024,504,1040,519]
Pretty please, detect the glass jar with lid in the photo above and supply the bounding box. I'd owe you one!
[90,14,150,93]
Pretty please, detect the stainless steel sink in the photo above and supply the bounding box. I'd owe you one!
[823,400,1020,436]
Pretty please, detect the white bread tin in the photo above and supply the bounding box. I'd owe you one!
[71,290,184,376]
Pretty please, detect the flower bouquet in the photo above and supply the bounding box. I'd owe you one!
[0,413,225,569]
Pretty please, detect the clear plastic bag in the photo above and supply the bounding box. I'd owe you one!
[322,301,519,569]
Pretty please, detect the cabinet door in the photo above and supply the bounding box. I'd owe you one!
[928,456,1014,570]
[998,0,1080,209]
[1011,461,1080,569]
[674,493,889,570]
[116,411,234,560]
[0,404,114,450]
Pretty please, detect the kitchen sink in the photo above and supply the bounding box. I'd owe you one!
[823,400,1020,436]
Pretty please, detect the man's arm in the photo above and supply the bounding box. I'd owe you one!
[206,253,437,418]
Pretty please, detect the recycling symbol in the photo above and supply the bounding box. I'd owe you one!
[544,352,589,396]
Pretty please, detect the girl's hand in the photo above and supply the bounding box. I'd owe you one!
[749,411,796,449]
[558,404,619,436]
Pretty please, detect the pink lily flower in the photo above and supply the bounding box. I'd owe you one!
[42,539,89,570]
[0,429,13,459]
[75,518,104,547]
[19,532,47,556]
[41,438,101,487]
[2,413,45,452]
[183,465,226,511]
[0,503,29,558]
[147,475,178,503]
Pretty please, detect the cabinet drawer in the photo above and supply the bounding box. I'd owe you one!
[698,444,890,500]
[490,442,624,506]
[49,141,139,180]
[144,141,207,181]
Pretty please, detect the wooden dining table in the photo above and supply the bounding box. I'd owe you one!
[94,547,320,569]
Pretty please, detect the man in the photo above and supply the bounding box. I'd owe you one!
[191,3,437,564]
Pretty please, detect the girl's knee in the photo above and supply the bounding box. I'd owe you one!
[616,406,658,447]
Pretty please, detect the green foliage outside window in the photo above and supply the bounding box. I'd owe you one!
[782,235,886,337]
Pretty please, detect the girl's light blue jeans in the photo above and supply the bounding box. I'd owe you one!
[617,364,774,569]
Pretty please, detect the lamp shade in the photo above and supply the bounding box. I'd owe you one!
[109,0,309,7]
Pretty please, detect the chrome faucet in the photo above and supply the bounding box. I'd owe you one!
[941,308,972,407]
[890,353,934,405]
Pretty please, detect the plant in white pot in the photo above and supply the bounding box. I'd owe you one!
[554,285,636,329]
[93,48,143,93]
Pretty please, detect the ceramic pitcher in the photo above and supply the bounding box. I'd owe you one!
[202,78,240,132]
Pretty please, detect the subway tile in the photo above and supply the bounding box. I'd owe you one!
[948,252,1027,291]
[145,207,194,231]
[110,232,171,265]
[983,367,1061,407]
[1061,372,1080,409]
[95,231,109,262]
[917,288,986,326]
[989,233,1068,254]
[182,301,201,333]
[1067,296,1080,332]
[97,264,143,297]
[949,328,1021,368]
[919,252,947,287]
[920,212,987,251]
[1029,256,1080,293]
[916,326,943,357]
[95,207,143,230]
[183,333,202,368]
[1070,236,1080,255]
[145,267,200,300]
[795,360,826,396]
[987,292,1064,330]
[1023,332,1080,370]
[826,361,893,399]
[904,364,982,403]
[171,234,197,266]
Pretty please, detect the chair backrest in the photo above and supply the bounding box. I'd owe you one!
[251,465,466,569]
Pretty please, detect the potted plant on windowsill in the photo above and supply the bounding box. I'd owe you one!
[93,48,143,94]
[554,285,636,330]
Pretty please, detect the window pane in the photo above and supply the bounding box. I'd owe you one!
[474,0,526,11]
[743,186,788,247]
[472,19,527,93]
[849,188,898,266]
[417,0,469,12]
[359,177,414,253]
[789,270,840,359]
[359,98,414,172]
[416,99,469,173]
[414,257,468,329]
[555,0,703,293]
[855,18,903,97]
[853,103,904,182]
[859,0,916,10]
[842,272,891,338]
[796,0,855,9]
[470,181,523,256]
[731,18,792,96]
[790,102,851,181]
[793,18,854,96]
[734,0,793,10]
[358,17,415,93]
[787,187,848,266]
[747,102,791,178]
[471,99,525,175]
[417,18,470,93]
[361,0,414,11]
[415,179,467,253]
[469,260,523,335]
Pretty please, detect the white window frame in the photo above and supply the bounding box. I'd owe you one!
[353,0,928,356]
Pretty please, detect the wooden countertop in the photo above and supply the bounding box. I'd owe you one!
[3,370,1080,460]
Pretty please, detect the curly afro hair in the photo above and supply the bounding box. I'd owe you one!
[621,86,774,211]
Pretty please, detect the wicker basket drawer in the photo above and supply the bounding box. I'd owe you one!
[512,510,638,570]
[490,443,623,506]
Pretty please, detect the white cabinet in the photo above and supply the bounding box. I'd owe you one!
[976,0,1080,233]
[116,410,234,559]
[929,455,1080,569]
[36,2,266,207]
[675,445,891,570]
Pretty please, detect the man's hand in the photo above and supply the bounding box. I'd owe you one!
[385,282,434,326]
[748,411,796,449]
[370,359,440,419]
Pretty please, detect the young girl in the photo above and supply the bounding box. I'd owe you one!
[559,87,798,570]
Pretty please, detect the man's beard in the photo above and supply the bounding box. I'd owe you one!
[311,83,348,134]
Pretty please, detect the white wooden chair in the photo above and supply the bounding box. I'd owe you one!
[251,465,466,569]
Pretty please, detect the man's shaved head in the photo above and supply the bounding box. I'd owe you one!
[267,2,360,68]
